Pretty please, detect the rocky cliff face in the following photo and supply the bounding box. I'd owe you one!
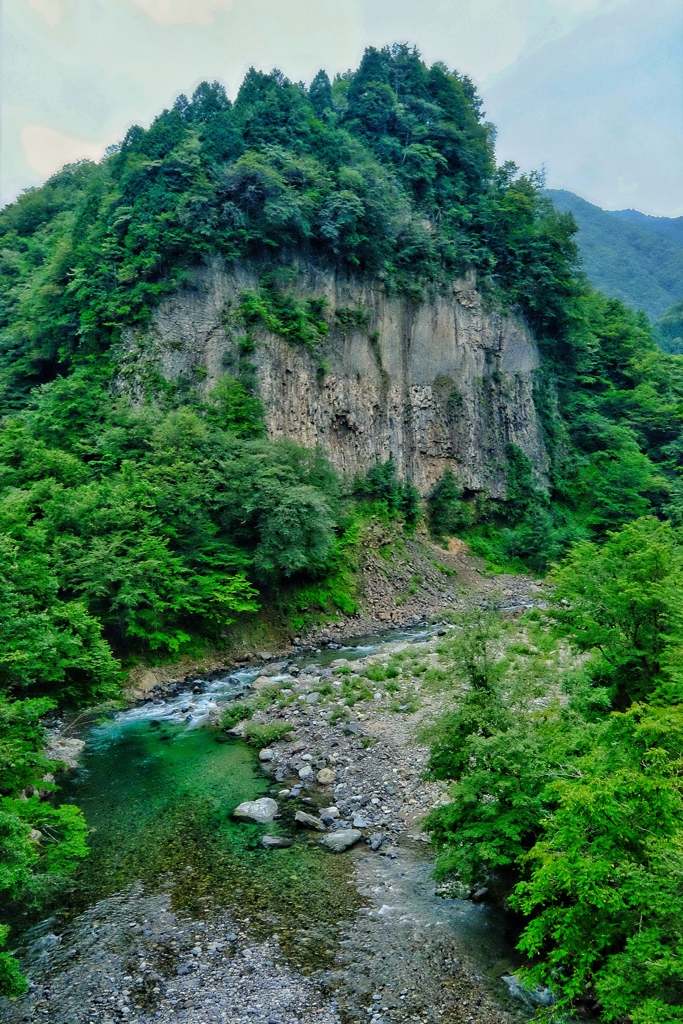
[118,261,548,497]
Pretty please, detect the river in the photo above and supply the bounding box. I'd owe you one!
[2,626,540,1024]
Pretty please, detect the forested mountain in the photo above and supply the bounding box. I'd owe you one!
[611,206,683,248]
[546,188,683,321]
[0,45,682,1020]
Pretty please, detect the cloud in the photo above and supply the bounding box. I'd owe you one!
[484,0,683,215]
[20,124,111,178]
[27,0,64,26]
[128,0,234,25]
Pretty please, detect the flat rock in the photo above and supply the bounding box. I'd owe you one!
[45,736,86,769]
[233,797,278,823]
[261,835,293,849]
[294,810,326,831]
[320,829,362,853]
[259,748,275,761]
[298,765,313,780]
[316,768,336,785]
[305,691,321,704]
[352,815,370,828]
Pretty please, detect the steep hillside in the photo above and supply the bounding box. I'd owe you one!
[546,188,683,320]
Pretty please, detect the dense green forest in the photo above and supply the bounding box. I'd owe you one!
[654,300,683,354]
[546,189,683,322]
[0,44,682,1018]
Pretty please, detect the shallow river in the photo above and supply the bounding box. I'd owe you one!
[3,627,539,1024]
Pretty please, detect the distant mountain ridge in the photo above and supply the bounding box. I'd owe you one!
[610,207,683,249]
[546,189,683,322]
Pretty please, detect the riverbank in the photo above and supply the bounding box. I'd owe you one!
[127,528,542,699]
[2,548,544,1024]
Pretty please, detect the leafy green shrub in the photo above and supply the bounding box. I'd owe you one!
[205,375,265,438]
[239,280,329,351]
[220,702,253,730]
[243,721,293,747]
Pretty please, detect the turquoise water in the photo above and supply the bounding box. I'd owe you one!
[30,711,360,969]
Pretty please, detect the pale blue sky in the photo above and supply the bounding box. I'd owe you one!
[2,0,681,214]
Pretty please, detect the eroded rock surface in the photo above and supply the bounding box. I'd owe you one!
[117,261,548,496]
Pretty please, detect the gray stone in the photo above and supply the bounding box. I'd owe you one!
[250,675,271,689]
[298,765,313,780]
[305,691,321,705]
[44,734,86,769]
[261,835,293,850]
[320,829,362,852]
[259,748,275,762]
[294,810,326,832]
[352,815,369,828]
[233,798,278,823]
[369,833,385,851]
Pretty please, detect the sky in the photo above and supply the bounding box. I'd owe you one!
[1,0,682,215]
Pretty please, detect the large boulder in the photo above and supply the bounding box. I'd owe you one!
[233,798,278,823]
[320,829,362,852]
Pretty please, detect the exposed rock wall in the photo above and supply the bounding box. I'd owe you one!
[118,261,548,496]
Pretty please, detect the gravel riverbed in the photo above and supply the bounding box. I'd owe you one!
[2,551,542,1024]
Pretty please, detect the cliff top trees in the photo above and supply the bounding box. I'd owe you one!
[0,45,579,406]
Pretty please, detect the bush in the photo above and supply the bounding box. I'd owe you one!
[220,702,253,730]
[425,525,683,1021]
[243,721,293,747]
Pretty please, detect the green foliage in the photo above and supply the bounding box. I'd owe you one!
[238,277,329,350]
[512,702,683,1022]
[654,300,683,354]
[0,695,91,994]
[0,924,27,996]
[0,371,354,664]
[425,523,683,1021]
[219,701,253,730]
[549,516,683,707]
[427,469,472,539]
[354,457,420,526]
[243,721,293,747]
[204,375,265,438]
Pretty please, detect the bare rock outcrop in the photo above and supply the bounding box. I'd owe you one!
[117,261,548,497]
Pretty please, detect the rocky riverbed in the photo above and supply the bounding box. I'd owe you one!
[2,555,545,1024]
